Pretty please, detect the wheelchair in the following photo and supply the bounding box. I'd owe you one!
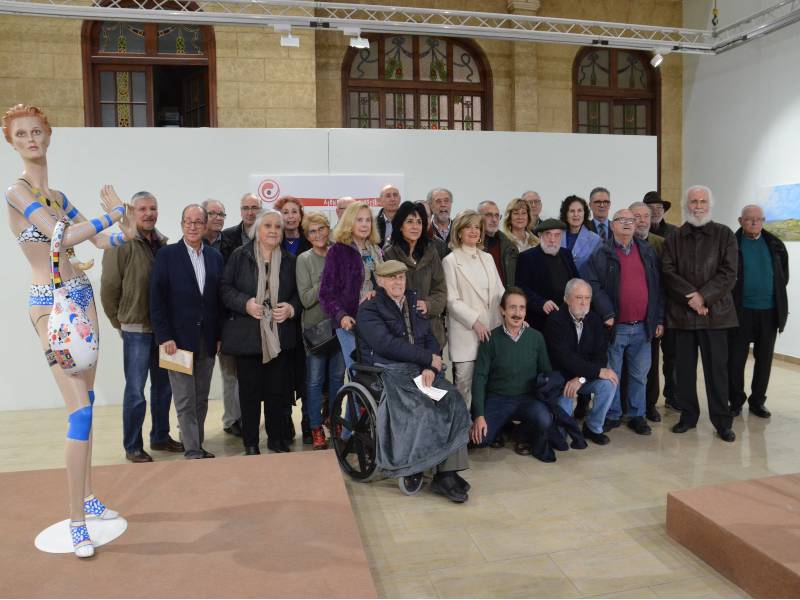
[329,331,426,496]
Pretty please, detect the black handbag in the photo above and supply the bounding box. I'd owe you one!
[303,318,338,355]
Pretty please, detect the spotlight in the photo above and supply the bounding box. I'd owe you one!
[350,36,370,49]
[650,47,671,68]
[280,34,300,48]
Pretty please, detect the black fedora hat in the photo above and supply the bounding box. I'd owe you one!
[643,191,671,212]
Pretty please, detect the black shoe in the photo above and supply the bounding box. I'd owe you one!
[749,405,771,418]
[581,423,610,445]
[717,428,736,442]
[224,421,243,437]
[627,417,652,436]
[730,406,742,417]
[201,449,215,458]
[430,472,468,503]
[301,418,313,445]
[279,441,292,452]
[672,421,696,434]
[453,472,471,493]
[570,437,588,450]
[603,418,621,432]
[125,449,153,463]
[646,408,661,423]
[534,449,557,463]
[267,441,286,453]
[244,445,260,455]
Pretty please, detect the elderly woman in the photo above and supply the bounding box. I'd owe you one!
[384,201,448,349]
[559,195,601,271]
[503,197,539,253]
[442,210,504,409]
[296,212,344,450]
[319,201,383,374]
[221,209,301,455]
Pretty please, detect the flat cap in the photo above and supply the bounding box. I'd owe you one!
[375,259,408,277]
[535,218,568,234]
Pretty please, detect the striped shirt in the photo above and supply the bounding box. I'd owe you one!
[183,239,206,292]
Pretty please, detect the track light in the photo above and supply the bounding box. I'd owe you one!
[650,47,671,68]
[350,36,370,49]
[280,34,300,48]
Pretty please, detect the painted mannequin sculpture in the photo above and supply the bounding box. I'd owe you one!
[3,104,135,558]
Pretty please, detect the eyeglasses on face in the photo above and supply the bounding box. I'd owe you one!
[242,205,261,212]
[183,220,206,228]
[613,217,636,225]
[592,200,611,206]
[207,211,226,218]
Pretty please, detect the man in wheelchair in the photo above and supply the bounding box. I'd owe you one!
[356,260,472,503]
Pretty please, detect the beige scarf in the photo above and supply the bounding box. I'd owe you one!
[254,242,282,363]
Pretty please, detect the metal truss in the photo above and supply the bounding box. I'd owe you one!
[0,0,798,56]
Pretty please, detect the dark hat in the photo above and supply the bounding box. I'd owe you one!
[535,218,568,235]
[643,191,672,212]
[375,260,408,277]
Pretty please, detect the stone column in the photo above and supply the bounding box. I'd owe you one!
[507,0,540,131]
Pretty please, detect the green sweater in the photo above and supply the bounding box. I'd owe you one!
[471,325,552,417]
[741,235,775,310]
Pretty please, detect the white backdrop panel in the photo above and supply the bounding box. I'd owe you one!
[0,128,655,411]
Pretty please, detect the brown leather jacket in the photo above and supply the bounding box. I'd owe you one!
[662,221,738,330]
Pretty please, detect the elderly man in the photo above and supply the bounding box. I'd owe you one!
[587,187,612,241]
[150,204,225,459]
[427,187,453,246]
[643,190,677,239]
[662,186,737,442]
[545,278,619,445]
[515,219,578,331]
[471,287,555,462]
[522,190,543,231]
[728,205,789,419]
[221,193,261,262]
[582,209,664,436]
[335,196,355,221]
[101,191,180,463]
[630,201,674,422]
[357,260,472,503]
[478,200,518,286]
[377,184,402,247]
[202,199,226,251]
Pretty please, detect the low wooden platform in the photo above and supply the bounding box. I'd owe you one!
[0,450,376,598]
[667,473,800,598]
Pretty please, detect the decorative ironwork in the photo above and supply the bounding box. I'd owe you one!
[452,42,477,83]
[616,51,648,89]
[384,35,412,80]
[420,36,446,81]
[350,46,378,79]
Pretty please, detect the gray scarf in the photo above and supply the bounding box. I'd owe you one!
[254,242,282,363]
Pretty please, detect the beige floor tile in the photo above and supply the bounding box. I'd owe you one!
[364,527,486,575]
[375,572,440,599]
[591,587,659,599]
[650,573,750,598]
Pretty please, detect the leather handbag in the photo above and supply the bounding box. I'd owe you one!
[303,318,337,355]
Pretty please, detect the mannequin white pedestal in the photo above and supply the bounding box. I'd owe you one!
[35,518,127,553]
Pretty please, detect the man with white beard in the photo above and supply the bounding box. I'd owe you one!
[662,186,738,442]
[515,218,578,332]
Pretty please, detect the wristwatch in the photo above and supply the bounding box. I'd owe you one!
[578,377,586,385]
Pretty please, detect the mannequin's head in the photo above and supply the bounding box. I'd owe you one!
[3,104,52,160]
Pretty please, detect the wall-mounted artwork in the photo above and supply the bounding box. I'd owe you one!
[761,182,800,241]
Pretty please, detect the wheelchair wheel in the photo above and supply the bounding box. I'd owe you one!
[331,382,380,482]
[398,473,424,496]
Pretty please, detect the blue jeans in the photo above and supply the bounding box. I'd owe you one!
[122,331,172,452]
[482,393,553,460]
[558,378,616,434]
[606,322,652,420]
[306,349,345,429]
[336,328,357,378]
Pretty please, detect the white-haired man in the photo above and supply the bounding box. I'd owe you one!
[427,187,453,246]
[521,190,543,231]
[662,186,738,442]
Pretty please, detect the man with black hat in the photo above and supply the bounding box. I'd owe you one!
[643,191,678,239]
[514,218,579,332]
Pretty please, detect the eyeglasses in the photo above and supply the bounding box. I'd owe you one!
[592,200,611,206]
[242,206,261,212]
[207,211,226,218]
[483,213,501,219]
[741,217,765,223]
[613,217,636,225]
[183,220,206,228]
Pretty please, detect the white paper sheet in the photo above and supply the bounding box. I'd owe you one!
[413,374,448,401]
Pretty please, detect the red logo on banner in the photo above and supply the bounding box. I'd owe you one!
[258,179,281,203]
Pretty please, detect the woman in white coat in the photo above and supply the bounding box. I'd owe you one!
[442,209,505,409]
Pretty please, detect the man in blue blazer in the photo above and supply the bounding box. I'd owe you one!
[150,204,225,459]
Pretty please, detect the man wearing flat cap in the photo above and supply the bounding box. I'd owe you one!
[644,191,678,239]
[514,218,579,332]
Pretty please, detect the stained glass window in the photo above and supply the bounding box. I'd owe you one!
[157,24,205,55]
[99,70,148,127]
[343,34,491,130]
[98,22,146,54]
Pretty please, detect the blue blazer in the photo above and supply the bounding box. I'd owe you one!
[562,225,601,271]
[150,240,225,357]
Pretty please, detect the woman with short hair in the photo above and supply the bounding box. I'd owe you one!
[503,197,539,253]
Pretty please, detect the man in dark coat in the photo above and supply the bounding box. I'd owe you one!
[515,219,578,332]
[644,190,678,239]
[220,193,261,262]
[376,184,402,248]
[662,186,738,442]
[728,204,790,419]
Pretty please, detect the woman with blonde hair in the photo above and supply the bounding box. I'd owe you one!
[442,210,504,409]
[503,197,539,252]
[319,201,383,374]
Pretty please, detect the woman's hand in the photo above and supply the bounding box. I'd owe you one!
[100,185,124,217]
[416,299,428,314]
[246,298,264,319]
[340,315,356,330]
[272,302,294,323]
[470,416,488,445]
[360,290,376,304]
[472,320,491,342]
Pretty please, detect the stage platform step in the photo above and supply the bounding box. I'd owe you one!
[0,450,376,598]
[666,473,800,598]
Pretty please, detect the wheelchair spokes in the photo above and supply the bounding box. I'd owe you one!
[331,383,379,481]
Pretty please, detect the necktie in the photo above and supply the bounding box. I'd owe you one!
[599,222,607,240]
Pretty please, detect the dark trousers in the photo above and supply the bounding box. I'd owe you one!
[728,308,778,409]
[236,352,291,448]
[674,329,733,431]
[644,329,678,410]
[482,393,552,460]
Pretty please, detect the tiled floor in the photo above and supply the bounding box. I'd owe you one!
[4,357,800,598]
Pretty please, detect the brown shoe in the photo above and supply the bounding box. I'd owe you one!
[126,449,153,463]
[151,437,185,453]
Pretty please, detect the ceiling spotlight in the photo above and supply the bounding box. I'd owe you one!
[650,48,671,68]
[350,36,370,49]
[280,33,300,48]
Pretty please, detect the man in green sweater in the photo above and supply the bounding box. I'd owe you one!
[470,287,556,462]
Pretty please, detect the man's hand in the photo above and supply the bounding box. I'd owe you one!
[599,367,619,386]
[416,299,428,315]
[543,300,559,314]
[161,340,177,356]
[245,298,264,319]
[431,354,443,371]
[604,317,615,328]
[272,302,294,323]
[655,324,664,338]
[340,315,356,330]
[473,320,491,342]
[470,416,488,445]
[563,377,582,398]
[421,368,435,388]
[686,291,706,313]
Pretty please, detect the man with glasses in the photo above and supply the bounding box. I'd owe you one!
[587,187,612,241]
[221,193,262,262]
[202,199,226,251]
[150,204,225,459]
[582,209,664,436]
[521,190,543,231]
[478,200,519,287]
[728,204,789,419]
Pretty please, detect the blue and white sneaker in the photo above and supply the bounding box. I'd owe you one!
[84,494,119,520]
[70,520,94,558]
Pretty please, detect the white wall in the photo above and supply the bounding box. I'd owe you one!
[0,128,655,410]
[683,0,800,358]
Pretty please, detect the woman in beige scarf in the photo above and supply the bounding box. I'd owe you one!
[221,209,302,454]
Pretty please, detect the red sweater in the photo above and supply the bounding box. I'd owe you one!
[616,242,648,323]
